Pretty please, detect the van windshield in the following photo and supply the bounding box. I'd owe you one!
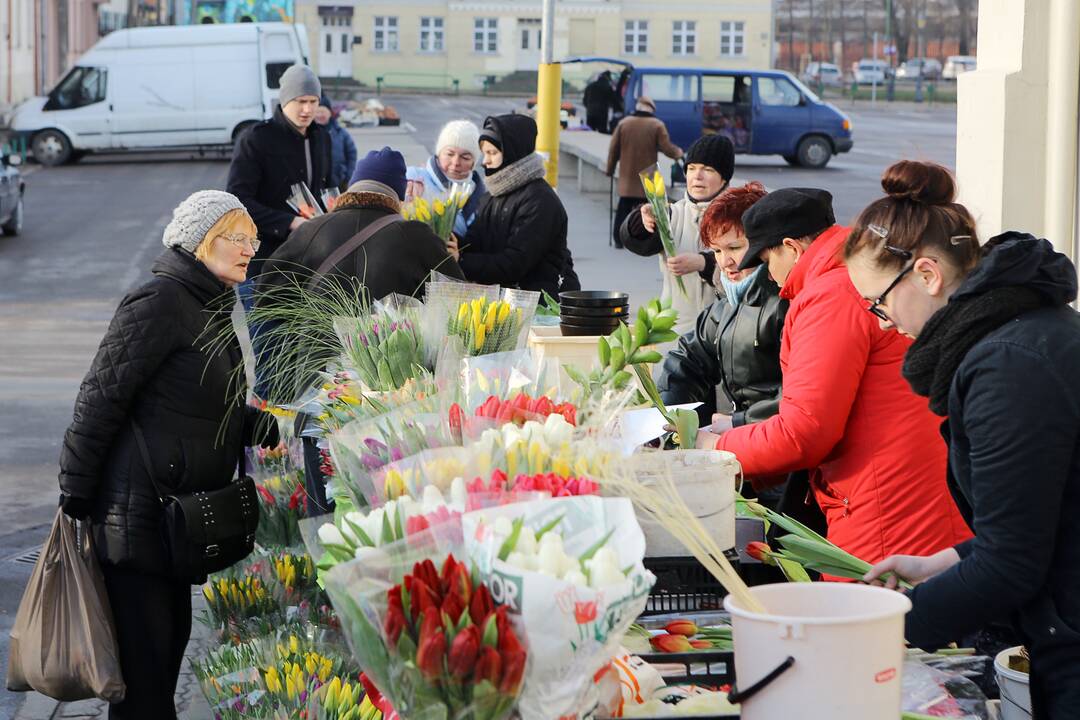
[787,75,820,103]
[46,66,108,111]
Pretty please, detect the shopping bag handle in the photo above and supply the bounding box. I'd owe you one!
[726,655,795,705]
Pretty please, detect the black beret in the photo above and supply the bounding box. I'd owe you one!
[737,188,836,270]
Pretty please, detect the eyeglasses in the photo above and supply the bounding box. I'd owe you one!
[218,233,260,253]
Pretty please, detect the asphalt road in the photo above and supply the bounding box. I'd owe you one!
[0,94,955,718]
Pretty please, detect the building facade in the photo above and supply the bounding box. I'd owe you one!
[296,0,773,90]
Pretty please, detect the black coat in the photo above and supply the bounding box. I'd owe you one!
[59,249,268,574]
[460,178,580,298]
[903,234,1080,712]
[658,267,787,427]
[255,190,465,402]
[226,107,332,262]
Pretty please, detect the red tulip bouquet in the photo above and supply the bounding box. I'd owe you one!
[323,527,528,720]
[462,496,653,720]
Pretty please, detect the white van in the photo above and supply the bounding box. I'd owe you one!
[11,22,310,165]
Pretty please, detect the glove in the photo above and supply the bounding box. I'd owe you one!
[60,493,93,521]
[258,413,281,449]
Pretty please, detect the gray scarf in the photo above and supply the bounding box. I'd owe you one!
[485,153,546,197]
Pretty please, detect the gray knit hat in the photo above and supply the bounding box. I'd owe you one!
[279,65,321,107]
[162,190,247,253]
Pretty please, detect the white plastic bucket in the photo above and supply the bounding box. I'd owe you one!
[631,450,740,556]
[995,647,1032,719]
[724,583,911,720]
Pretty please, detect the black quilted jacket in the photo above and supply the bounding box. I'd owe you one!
[59,248,268,574]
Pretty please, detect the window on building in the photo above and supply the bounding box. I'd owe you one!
[325,33,332,52]
[474,17,497,53]
[374,16,398,52]
[672,20,695,56]
[758,76,802,106]
[420,16,444,52]
[638,73,699,102]
[624,20,647,55]
[342,33,349,53]
[720,21,745,57]
[46,66,108,110]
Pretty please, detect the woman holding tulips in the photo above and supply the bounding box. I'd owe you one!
[849,161,1080,719]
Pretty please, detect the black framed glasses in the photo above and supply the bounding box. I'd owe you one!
[865,225,914,322]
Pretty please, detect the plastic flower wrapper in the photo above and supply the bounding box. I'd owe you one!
[638,164,686,298]
[414,181,473,243]
[453,349,566,417]
[321,187,341,212]
[466,469,599,499]
[334,295,428,393]
[448,291,538,358]
[251,442,308,549]
[465,416,618,484]
[901,659,990,719]
[421,279,500,365]
[372,447,475,505]
[322,523,528,720]
[287,181,327,219]
[462,496,653,720]
[327,397,456,507]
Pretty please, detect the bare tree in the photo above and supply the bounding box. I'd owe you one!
[887,0,917,63]
[862,0,871,59]
[956,0,973,55]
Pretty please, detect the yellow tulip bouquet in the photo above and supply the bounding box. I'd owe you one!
[401,181,473,243]
[639,165,687,298]
[449,297,525,356]
[422,280,539,359]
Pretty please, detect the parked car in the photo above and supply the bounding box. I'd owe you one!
[801,62,844,88]
[943,55,977,79]
[896,58,943,80]
[10,22,309,166]
[853,59,889,85]
[563,57,853,169]
[0,152,25,236]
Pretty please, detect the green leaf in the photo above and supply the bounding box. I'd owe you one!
[343,516,375,548]
[381,509,395,545]
[578,527,616,567]
[777,557,813,583]
[497,517,524,561]
[563,364,588,387]
[535,513,565,540]
[674,408,699,450]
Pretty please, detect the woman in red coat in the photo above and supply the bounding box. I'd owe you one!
[696,187,971,565]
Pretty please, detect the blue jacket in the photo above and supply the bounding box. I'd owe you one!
[405,156,486,237]
[328,120,358,190]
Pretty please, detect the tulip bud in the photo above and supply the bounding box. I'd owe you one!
[663,619,699,637]
[498,649,526,695]
[650,633,693,653]
[447,625,481,680]
[745,541,777,566]
[415,628,446,682]
[474,645,503,686]
[690,639,713,650]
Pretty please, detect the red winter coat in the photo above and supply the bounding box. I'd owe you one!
[717,226,972,565]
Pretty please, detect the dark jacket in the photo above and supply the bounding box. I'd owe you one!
[255,190,465,401]
[904,234,1080,679]
[58,249,268,574]
[658,267,787,427]
[583,75,618,132]
[461,114,579,297]
[327,120,358,191]
[227,107,332,261]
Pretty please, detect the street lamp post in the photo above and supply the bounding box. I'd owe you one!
[535,0,561,188]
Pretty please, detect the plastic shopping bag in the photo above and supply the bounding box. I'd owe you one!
[6,509,125,702]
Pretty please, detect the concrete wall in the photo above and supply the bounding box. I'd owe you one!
[956,0,1079,264]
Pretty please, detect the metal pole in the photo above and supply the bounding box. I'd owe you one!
[871,31,878,105]
[535,0,561,187]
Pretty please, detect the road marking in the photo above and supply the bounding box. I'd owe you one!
[403,121,417,132]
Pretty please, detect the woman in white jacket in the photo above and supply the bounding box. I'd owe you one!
[621,134,735,334]
[405,119,487,237]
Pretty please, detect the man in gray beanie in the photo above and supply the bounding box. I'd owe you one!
[227,63,331,309]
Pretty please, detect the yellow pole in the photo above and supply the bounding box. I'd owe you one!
[536,63,562,188]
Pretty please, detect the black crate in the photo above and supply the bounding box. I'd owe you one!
[642,555,733,616]
[639,648,736,687]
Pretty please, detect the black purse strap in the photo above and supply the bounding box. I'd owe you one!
[130,420,245,501]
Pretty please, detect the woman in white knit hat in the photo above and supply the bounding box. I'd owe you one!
[57,190,278,718]
[405,119,487,237]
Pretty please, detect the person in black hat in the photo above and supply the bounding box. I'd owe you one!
[696,187,969,571]
[620,134,735,335]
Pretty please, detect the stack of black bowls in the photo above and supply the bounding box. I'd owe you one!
[558,291,630,336]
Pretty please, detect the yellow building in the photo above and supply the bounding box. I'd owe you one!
[296,0,774,91]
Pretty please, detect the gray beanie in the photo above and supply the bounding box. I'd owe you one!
[162,190,247,253]
[279,65,321,107]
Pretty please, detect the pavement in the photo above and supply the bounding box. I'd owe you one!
[0,94,957,719]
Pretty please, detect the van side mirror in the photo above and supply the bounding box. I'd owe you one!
[799,95,808,106]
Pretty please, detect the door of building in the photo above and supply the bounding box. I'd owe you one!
[318,7,354,79]
[516,18,541,71]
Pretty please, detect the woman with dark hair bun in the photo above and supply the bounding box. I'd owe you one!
[849,160,1080,718]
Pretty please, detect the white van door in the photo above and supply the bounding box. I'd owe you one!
[259,26,303,115]
[42,66,112,150]
[194,41,263,145]
[108,47,198,148]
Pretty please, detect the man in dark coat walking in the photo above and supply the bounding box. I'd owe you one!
[605,97,683,248]
[227,64,332,298]
[256,147,465,512]
[583,71,618,134]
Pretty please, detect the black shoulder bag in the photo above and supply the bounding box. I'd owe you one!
[132,422,258,581]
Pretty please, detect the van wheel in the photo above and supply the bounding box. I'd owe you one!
[796,136,832,169]
[32,130,73,166]
[232,122,257,143]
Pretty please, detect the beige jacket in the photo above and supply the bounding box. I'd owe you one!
[605,112,683,198]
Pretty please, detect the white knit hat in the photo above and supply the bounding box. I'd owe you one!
[435,120,481,158]
[162,190,247,253]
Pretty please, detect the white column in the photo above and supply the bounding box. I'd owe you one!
[1044,0,1080,262]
